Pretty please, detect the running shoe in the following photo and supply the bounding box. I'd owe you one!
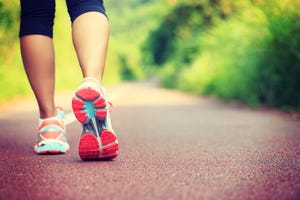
[34,108,70,154]
[72,78,119,160]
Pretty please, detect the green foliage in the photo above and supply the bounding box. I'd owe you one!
[179,7,268,106]
[142,0,240,67]
[257,0,300,109]
[143,0,300,111]
[0,0,25,101]
[105,0,171,82]
[0,0,19,63]
[1,0,299,111]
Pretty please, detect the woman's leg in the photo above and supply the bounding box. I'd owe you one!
[20,35,56,119]
[20,0,56,119]
[20,0,69,154]
[66,0,109,82]
[72,11,109,82]
[67,0,118,160]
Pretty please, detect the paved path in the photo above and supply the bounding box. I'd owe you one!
[0,82,300,200]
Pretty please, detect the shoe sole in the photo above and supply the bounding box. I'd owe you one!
[34,139,69,155]
[72,87,119,160]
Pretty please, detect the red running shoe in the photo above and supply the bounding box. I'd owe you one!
[72,78,119,160]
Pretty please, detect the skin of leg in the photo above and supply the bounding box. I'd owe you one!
[20,35,57,119]
[71,12,110,82]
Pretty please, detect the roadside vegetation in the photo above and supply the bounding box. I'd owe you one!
[1,0,299,111]
[143,0,300,111]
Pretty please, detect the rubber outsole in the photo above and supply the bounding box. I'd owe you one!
[72,87,107,124]
[72,86,119,160]
[78,131,118,160]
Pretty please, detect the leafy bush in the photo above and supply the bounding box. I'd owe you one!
[0,0,19,63]
[142,0,239,67]
[142,0,243,88]
[105,0,171,82]
[256,0,300,109]
[143,0,300,110]
[179,7,268,106]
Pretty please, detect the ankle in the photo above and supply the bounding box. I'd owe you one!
[38,111,63,125]
[39,108,57,119]
[80,77,106,95]
[82,77,101,84]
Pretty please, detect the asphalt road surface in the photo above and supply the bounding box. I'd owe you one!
[1,82,300,200]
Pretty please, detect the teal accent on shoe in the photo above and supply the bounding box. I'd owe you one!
[36,144,62,153]
[35,107,69,155]
[39,125,64,135]
[56,108,65,118]
[84,100,96,119]
[35,139,69,154]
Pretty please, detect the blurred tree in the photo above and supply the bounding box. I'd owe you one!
[0,0,19,63]
[142,0,300,110]
[257,0,300,109]
[142,0,239,67]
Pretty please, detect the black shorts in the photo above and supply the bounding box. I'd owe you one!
[19,0,106,38]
